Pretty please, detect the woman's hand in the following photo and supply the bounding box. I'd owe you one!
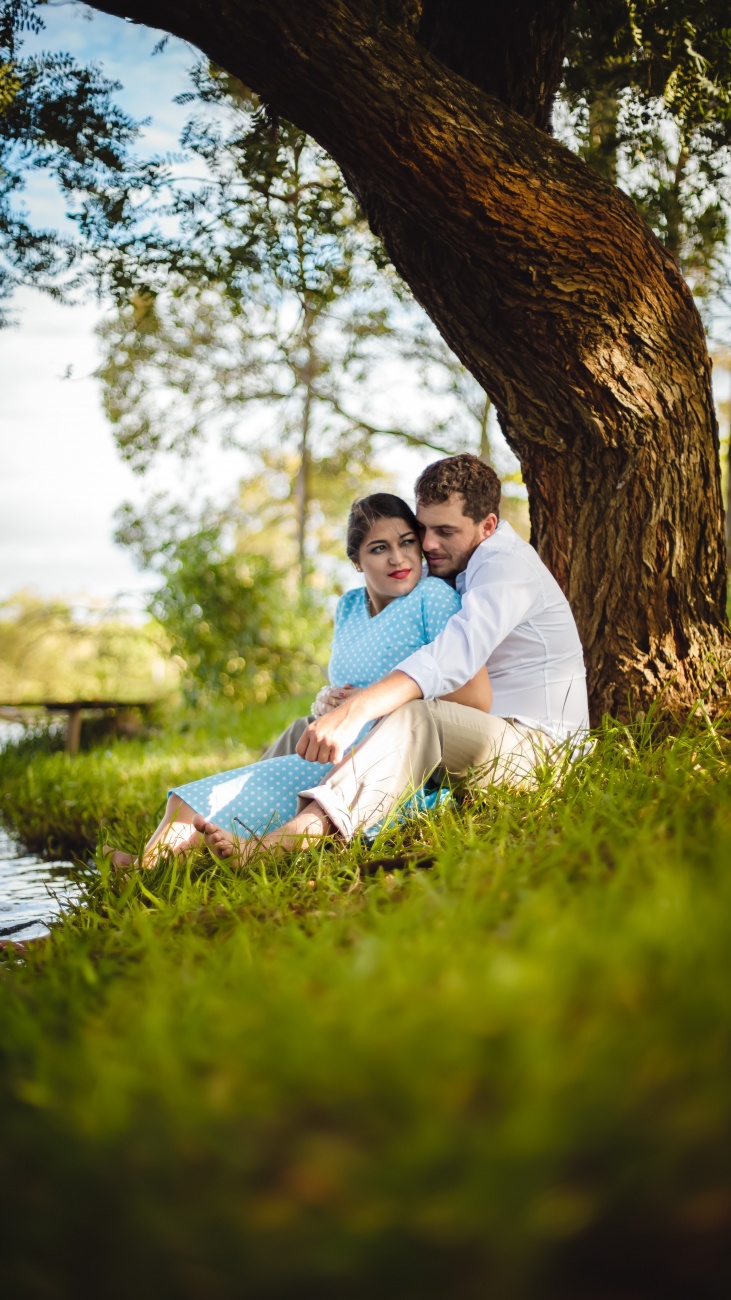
[322,684,361,713]
[311,684,362,718]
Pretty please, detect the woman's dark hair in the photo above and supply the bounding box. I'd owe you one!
[346,493,420,563]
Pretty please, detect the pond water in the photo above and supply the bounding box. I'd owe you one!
[0,829,82,942]
[0,721,83,941]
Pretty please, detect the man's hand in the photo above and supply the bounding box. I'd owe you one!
[296,697,365,764]
[296,671,422,765]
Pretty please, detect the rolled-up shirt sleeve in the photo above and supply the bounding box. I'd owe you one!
[397,554,544,698]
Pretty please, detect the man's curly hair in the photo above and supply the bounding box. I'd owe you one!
[415,454,501,522]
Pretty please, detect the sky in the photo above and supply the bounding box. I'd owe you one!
[1,8,201,607]
[0,6,301,609]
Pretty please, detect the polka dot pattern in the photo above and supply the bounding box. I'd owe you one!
[172,577,461,838]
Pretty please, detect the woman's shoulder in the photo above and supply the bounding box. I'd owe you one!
[335,586,365,620]
[418,575,462,611]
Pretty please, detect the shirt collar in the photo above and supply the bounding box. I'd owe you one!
[455,519,513,594]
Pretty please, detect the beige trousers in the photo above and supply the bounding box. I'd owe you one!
[297,699,552,840]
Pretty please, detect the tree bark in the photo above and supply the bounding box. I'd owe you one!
[87,0,728,719]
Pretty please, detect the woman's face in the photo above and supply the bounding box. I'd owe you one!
[358,516,422,610]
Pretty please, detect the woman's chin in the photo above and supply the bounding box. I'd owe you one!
[394,574,421,595]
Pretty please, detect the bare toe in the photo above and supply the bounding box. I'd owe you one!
[207,834,233,858]
[102,845,134,869]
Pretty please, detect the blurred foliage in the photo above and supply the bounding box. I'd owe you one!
[567,2,731,135]
[147,527,330,708]
[114,448,394,592]
[2,709,731,1293]
[0,591,178,704]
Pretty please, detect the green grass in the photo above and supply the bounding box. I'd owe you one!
[1,703,731,1296]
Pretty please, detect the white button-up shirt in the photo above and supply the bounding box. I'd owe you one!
[398,521,589,739]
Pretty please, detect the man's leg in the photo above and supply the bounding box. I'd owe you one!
[296,699,550,840]
[435,701,551,790]
[260,715,314,759]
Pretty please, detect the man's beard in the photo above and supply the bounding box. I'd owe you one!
[426,555,462,583]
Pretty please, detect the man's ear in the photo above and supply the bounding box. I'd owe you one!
[481,513,499,540]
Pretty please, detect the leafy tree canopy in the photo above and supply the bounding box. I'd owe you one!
[566,0,731,136]
[0,0,159,323]
[2,1,731,320]
[562,1,731,310]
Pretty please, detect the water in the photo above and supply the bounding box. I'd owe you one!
[0,719,85,941]
[0,827,82,942]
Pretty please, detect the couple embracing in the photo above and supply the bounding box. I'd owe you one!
[108,454,588,870]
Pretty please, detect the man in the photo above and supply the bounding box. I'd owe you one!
[197,454,588,855]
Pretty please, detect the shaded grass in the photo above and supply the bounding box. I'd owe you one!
[1,707,731,1296]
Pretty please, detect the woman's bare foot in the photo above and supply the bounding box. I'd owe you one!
[102,822,202,871]
[102,845,135,869]
[192,815,251,862]
[192,804,334,866]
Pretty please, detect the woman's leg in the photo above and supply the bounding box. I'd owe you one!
[104,793,202,868]
[190,754,334,865]
[193,801,331,864]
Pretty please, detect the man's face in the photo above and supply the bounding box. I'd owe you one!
[416,492,498,581]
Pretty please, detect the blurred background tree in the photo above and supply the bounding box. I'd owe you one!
[146,527,329,707]
[0,0,159,325]
[561,0,731,318]
[96,66,511,590]
[0,592,177,703]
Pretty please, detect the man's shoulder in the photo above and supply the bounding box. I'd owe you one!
[466,521,537,578]
[463,521,571,613]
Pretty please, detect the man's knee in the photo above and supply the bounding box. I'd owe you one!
[376,697,433,738]
[368,698,441,774]
[472,728,548,791]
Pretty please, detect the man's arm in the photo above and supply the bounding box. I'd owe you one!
[397,554,543,699]
[296,671,421,764]
[296,550,537,765]
[295,663,492,765]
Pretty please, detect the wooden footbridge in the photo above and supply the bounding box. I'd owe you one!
[0,701,153,754]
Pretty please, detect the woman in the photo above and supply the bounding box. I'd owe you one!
[107,494,491,868]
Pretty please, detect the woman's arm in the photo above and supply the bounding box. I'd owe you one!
[440,665,492,713]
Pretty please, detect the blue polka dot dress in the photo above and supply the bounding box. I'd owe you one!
[171,577,461,840]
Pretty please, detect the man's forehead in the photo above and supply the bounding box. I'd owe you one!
[415,493,468,523]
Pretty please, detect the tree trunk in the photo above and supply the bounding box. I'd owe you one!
[87,0,728,719]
